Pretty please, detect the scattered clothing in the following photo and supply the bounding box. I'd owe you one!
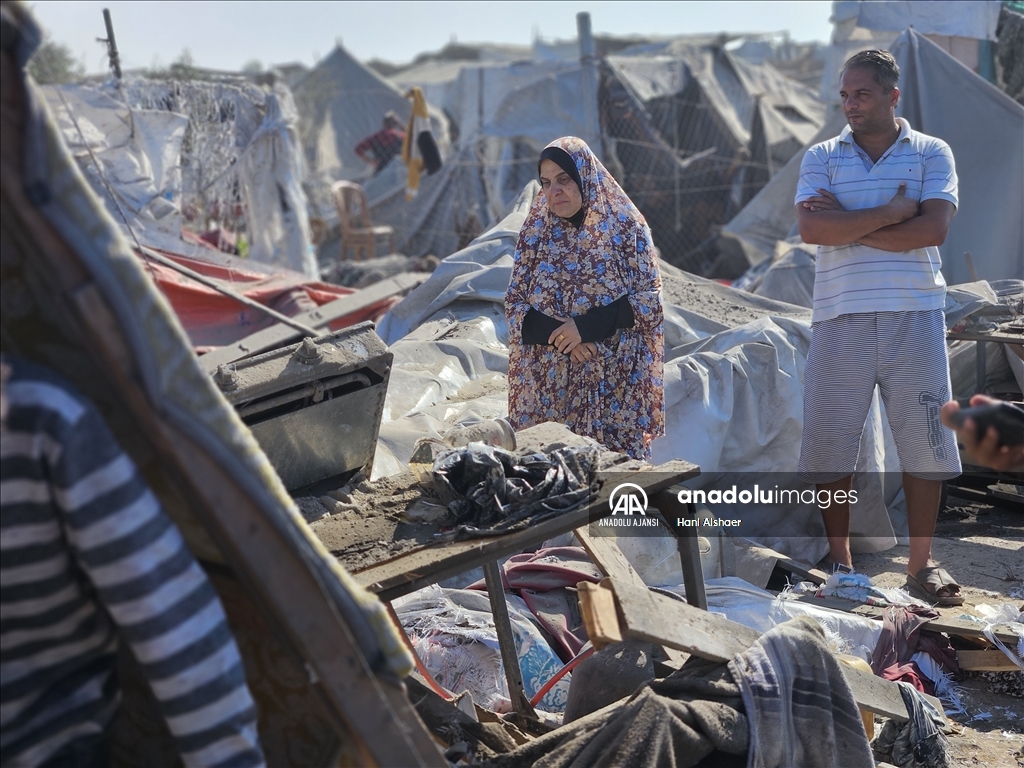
[729,615,874,768]
[872,681,950,768]
[468,547,602,660]
[431,444,597,539]
[562,641,654,724]
[0,356,264,767]
[882,662,934,696]
[870,606,960,679]
[480,656,748,768]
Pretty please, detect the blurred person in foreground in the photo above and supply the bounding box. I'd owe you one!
[354,111,406,175]
[0,355,265,768]
[794,50,963,605]
[940,395,1024,472]
[505,136,664,460]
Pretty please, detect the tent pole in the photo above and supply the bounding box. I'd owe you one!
[576,12,602,160]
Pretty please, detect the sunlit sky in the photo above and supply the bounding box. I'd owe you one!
[30,1,835,74]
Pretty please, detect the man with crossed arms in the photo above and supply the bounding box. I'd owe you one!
[795,50,963,605]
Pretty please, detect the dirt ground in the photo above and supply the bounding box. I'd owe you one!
[854,497,1023,766]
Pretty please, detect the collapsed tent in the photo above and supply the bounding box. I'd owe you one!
[42,77,318,277]
[366,42,827,277]
[720,28,1024,284]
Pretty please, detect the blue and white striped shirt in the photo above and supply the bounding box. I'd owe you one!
[0,357,265,768]
[795,117,958,323]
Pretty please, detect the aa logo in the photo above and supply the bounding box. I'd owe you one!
[609,483,648,516]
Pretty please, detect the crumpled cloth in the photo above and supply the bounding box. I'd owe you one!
[432,444,598,539]
[872,681,950,768]
[479,656,748,768]
[467,547,602,660]
[729,615,874,768]
[870,606,960,678]
[882,662,933,695]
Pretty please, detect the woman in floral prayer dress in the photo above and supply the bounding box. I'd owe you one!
[505,136,664,460]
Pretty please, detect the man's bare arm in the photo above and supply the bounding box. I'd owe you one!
[796,183,918,246]
[857,198,955,252]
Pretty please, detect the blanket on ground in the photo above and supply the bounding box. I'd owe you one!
[728,615,873,768]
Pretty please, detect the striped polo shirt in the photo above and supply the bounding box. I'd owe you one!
[1,356,264,767]
[795,117,958,323]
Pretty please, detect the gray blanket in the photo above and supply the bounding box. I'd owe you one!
[728,615,874,768]
[480,657,748,768]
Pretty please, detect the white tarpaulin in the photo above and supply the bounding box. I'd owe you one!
[43,84,188,223]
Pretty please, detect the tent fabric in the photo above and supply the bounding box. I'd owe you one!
[720,29,1024,285]
[43,80,318,278]
[831,1,1002,41]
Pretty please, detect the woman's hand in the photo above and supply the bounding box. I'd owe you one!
[549,318,582,353]
[570,342,598,363]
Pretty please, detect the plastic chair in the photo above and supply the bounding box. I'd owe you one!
[331,180,395,261]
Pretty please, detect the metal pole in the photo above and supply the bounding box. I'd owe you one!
[576,12,601,160]
[102,9,122,81]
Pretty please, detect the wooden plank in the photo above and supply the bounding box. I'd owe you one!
[785,594,1020,645]
[607,578,945,724]
[574,526,688,666]
[577,581,622,650]
[957,650,1020,672]
[198,272,426,371]
[574,526,647,588]
[353,462,700,601]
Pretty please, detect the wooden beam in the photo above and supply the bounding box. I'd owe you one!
[785,594,1020,645]
[198,272,426,371]
[956,650,1021,672]
[606,578,945,724]
[484,560,536,719]
[574,527,688,666]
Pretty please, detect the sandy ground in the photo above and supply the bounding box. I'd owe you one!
[853,498,1023,766]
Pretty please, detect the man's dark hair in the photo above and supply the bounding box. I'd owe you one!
[842,49,900,92]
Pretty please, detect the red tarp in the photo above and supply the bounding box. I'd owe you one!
[139,249,401,351]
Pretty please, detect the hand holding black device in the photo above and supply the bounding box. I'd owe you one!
[947,400,1024,448]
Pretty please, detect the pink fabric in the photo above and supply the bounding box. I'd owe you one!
[870,605,960,678]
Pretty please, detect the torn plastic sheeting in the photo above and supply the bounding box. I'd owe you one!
[432,444,598,538]
[391,585,572,713]
[660,577,883,663]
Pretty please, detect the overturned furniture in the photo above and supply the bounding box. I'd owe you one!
[215,324,391,491]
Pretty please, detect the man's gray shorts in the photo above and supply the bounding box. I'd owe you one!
[798,309,961,482]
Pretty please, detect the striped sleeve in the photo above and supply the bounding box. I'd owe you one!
[795,143,832,204]
[52,405,266,768]
[920,140,958,208]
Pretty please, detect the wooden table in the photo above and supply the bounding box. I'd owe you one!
[348,459,701,717]
[947,323,1024,395]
